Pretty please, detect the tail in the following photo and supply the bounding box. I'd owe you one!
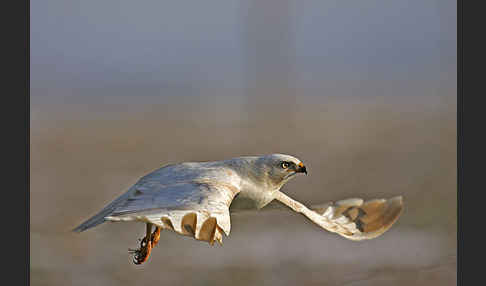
[73,190,133,232]
[72,207,112,232]
[311,196,404,240]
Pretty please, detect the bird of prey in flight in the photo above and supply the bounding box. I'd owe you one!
[73,154,403,265]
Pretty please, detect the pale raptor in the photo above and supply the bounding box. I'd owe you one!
[74,154,403,264]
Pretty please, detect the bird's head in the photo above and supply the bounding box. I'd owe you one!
[254,154,307,187]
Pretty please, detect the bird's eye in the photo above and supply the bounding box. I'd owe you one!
[281,162,289,169]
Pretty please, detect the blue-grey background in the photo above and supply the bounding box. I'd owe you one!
[31,0,455,98]
[31,1,456,285]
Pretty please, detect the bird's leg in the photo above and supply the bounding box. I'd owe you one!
[129,223,153,265]
[150,226,162,247]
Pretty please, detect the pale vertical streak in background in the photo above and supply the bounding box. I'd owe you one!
[241,0,298,140]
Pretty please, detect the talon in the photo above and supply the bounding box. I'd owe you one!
[140,237,148,248]
[131,239,152,265]
[129,223,155,265]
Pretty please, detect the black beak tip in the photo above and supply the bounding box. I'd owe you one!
[302,166,307,175]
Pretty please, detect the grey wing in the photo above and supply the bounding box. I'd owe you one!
[73,171,240,244]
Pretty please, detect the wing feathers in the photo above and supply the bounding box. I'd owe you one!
[275,191,403,241]
[103,181,239,245]
[317,196,404,240]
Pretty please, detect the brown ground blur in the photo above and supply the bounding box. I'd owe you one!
[30,94,456,286]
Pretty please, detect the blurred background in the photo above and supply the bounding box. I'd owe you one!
[31,0,456,285]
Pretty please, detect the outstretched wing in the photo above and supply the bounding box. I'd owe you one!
[273,191,403,241]
[105,180,239,245]
[73,163,241,245]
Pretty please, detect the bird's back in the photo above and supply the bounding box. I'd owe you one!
[73,160,241,232]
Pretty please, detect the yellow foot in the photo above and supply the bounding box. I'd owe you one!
[129,223,155,265]
[129,237,152,265]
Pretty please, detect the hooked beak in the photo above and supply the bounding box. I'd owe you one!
[297,162,307,175]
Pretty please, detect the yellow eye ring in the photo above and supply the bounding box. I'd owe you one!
[281,162,289,169]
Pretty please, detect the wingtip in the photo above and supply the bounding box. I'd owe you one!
[390,195,404,204]
[385,195,404,219]
[387,196,404,215]
[339,195,404,241]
